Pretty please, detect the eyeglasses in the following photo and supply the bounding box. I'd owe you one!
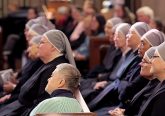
[39,41,49,45]
[152,55,159,59]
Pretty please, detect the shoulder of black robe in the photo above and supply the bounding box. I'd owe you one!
[4,59,44,104]
[18,55,68,106]
[16,59,33,80]
[118,75,149,108]
[124,79,159,116]
[103,44,122,70]
[138,80,165,116]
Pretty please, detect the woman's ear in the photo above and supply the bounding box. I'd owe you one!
[58,79,66,88]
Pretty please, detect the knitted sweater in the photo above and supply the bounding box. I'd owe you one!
[30,97,82,116]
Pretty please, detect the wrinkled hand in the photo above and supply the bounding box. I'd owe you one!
[3,81,16,93]
[93,81,108,90]
[109,107,125,116]
[0,94,11,103]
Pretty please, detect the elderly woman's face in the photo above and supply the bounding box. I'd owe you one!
[137,12,150,24]
[26,31,37,43]
[150,51,165,78]
[140,55,152,78]
[138,38,151,57]
[38,36,53,61]
[45,69,64,94]
[104,22,113,41]
[126,29,141,49]
[27,42,39,60]
[114,31,126,49]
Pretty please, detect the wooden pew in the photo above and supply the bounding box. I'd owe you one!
[89,37,109,70]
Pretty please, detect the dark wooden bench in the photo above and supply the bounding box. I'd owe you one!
[89,37,109,70]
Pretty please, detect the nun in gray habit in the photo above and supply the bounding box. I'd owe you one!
[0,30,90,116]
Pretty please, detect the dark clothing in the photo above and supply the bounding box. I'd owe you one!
[88,50,141,111]
[80,48,122,99]
[63,21,78,39]
[70,32,86,50]
[0,55,68,116]
[2,59,43,105]
[125,79,159,116]
[51,89,74,98]
[138,80,165,116]
[118,75,149,108]
[87,44,122,79]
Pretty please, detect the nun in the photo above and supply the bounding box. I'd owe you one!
[26,24,49,43]
[88,22,150,112]
[138,29,165,57]
[0,30,75,115]
[0,36,44,106]
[109,47,160,116]
[118,27,165,111]
[138,42,165,116]
[86,17,123,78]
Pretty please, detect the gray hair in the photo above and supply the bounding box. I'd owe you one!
[136,6,154,19]
[56,63,81,92]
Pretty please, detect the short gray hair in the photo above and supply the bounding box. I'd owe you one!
[56,63,81,92]
[136,6,154,19]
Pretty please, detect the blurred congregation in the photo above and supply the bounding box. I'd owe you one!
[0,0,165,116]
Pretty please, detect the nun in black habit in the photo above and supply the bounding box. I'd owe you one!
[0,30,75,116]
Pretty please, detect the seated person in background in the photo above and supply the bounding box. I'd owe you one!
[80,23,131,103]
[0,30,70,116]
[30,63,82,116]
[136,6,154,25]
[0,36,43,106]
[149,18,164,32]
[86,17,123,79]
[73,14,106,75]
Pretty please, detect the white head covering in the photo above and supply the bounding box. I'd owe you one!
[35,16,55,30]
[130,22,150,38]
[25,19,36,29]
[142,29,165,46]
[144,46,156,60]
[107,17,123,27]
[28,24,49,36]
[116,23,131,38]
[30,35,42,45]
[43,30,76,66]
[156,42,165,62]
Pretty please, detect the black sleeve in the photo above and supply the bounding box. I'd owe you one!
[118,61,149,106]
[150,92,165,116]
